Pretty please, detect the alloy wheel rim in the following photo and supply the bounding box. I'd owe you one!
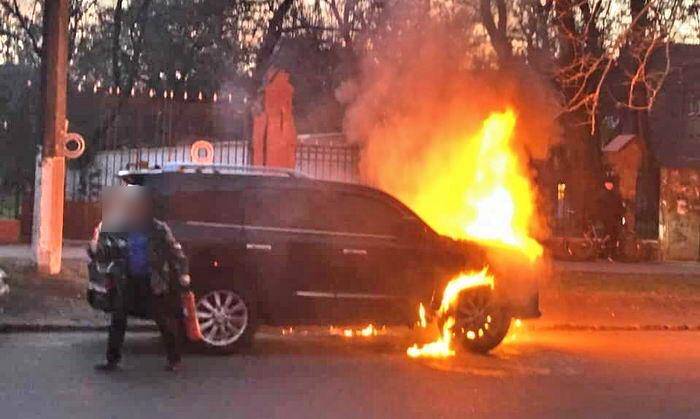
[455,289,496,339]
[196,290,248,347]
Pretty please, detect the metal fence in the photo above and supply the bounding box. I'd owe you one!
[65,138,361,202]
[296,142,361,183]
[65,140,251,201]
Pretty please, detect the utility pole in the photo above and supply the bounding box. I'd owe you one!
[33,0,69,275]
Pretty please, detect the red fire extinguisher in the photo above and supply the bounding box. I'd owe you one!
[181,291,203,341]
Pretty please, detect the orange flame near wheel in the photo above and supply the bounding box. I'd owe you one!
[403,110,541,358]
[407,268,494,358]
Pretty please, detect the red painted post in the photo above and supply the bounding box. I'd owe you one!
[251,69,297,168]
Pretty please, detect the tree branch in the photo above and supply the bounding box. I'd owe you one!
[479,0,512,66]
[0,0,41,55]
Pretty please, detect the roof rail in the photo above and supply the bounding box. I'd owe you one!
[118,163,307,179]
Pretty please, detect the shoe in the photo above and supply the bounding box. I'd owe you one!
[94,362,120,372]
[164,361,182,372]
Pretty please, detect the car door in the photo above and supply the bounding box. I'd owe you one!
[242,185,339,324]
[161,175,247,290]
[328,192,433,324]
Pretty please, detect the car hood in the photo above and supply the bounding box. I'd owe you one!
[435,234,488,267]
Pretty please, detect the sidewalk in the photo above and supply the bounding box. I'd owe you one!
[0,243,120,331]
[0,243,88,263]
[552,260,700,276]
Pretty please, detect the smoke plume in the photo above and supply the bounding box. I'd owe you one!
[340,5,560,242]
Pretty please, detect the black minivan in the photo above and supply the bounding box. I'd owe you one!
[99,163,539,353]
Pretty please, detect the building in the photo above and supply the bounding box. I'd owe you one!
[545,44,700,261]
[650,44,700,260]
[602,44,700,260]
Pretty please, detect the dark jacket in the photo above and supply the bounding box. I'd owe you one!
[598,189,624,228]
[89,218,190,296]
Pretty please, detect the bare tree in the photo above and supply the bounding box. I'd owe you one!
[252,0,295,88]
[0,0,42,60]
[0,0,98,64]
[110,0,153,93]
[476,0,695,141]
[479,0,512,66]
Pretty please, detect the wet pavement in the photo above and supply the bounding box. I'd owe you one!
[1,329,699,419]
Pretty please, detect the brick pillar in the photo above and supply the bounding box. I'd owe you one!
[251,69,297,168]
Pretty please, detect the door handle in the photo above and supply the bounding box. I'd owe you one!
[342,248,367,256]
[247,243,272,251]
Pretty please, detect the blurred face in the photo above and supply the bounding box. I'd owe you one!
[604,181,614,191]
[101,186,152,231]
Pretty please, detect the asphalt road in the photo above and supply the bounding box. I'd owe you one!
[1,329,699,419]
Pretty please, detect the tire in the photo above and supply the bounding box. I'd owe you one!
[194,287,256,354]
[451,286,511,354]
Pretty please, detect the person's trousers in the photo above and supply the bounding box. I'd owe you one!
[603,222,620,258]
[106,277,182,364]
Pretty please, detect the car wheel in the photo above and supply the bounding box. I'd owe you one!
[195,288,255,354]
[452,286,511,354]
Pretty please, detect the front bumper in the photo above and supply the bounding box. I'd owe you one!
[506,292,541,319]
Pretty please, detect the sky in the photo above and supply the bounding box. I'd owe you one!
[3,0,699,67]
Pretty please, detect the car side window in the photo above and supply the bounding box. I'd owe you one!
[242,188,407,236]
[326,193,405,236]
[168,191,243,224]
[244,188,323,230]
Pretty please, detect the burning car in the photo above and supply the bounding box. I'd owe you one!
[95,160,540,354]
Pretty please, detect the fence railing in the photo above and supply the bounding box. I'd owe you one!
[65,139,361,202]
[296,143,360,183]
[65,140,251,201]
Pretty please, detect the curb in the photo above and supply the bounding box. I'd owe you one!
[0,323,158,333]
[531,324,700,332]
[3,323,700,334]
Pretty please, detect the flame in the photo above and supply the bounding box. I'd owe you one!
[366,109,542,358]
[365,109,543,358]
[407,268,494,358]
[503,318,523,344]
[438,269,494,315]
[330,324,382,338]
[359,324,378,337]
[407,317,455,358]
[374,109,542,260]
[417,303,428,328]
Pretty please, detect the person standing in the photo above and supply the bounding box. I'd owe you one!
[90,186,190,372]
[598,177,625,261]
